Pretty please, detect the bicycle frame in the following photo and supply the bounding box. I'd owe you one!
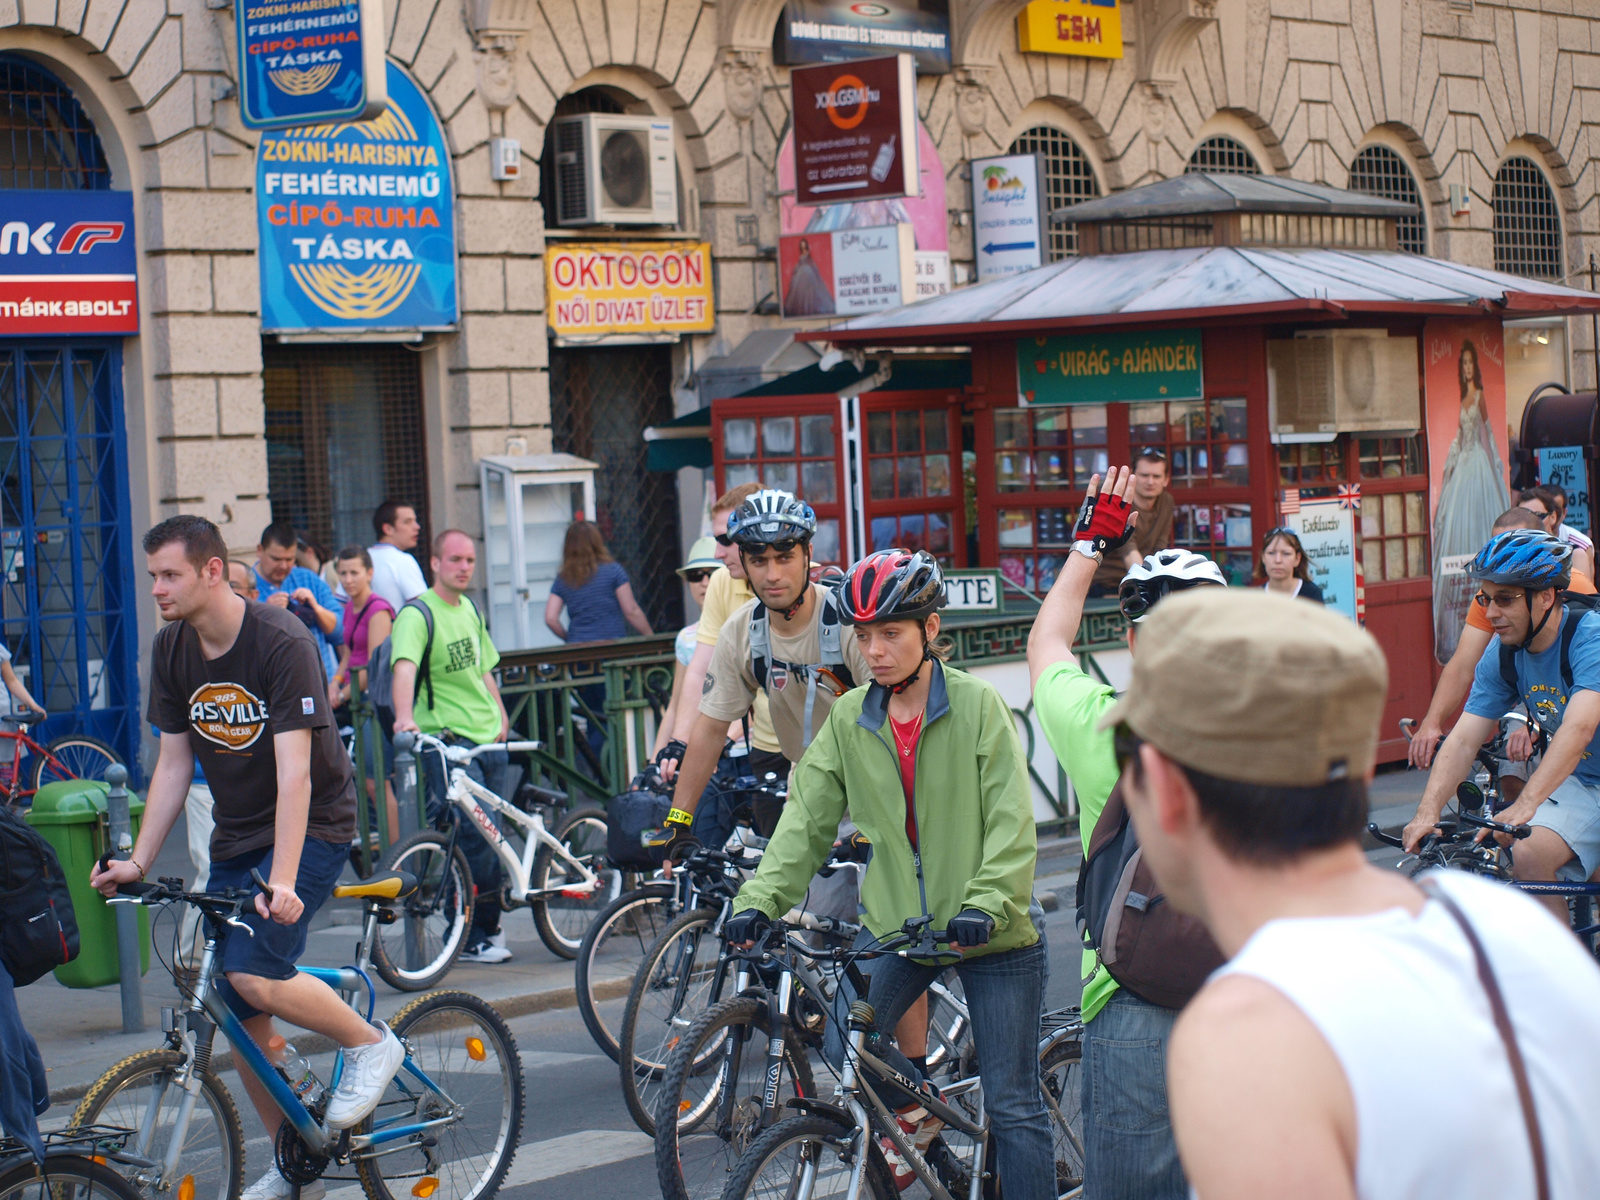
[0,727,68,800]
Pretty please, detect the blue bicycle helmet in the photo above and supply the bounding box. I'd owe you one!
[726,489,816,547]
[1465,530,1572,590]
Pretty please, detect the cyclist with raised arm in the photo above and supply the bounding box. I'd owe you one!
[90,516,403,1200]
[725,549,1052,1197]
[1404,529,1600,919]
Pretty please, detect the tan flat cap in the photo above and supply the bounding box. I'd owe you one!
[1099,587,1389,787]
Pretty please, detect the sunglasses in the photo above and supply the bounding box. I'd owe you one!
[714,533,734,546]
[1113,721,1144,777]
[1472,590,1525,611]
[682,569,714,583]
[1139,447,1167,460]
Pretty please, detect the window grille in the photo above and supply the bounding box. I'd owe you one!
[0,54,110,190]
[263,343,431,569]
[1006,126,1100,260]
[1184,135,1260,176]
[1347,145,1426,254]
[1493,156,1563,279]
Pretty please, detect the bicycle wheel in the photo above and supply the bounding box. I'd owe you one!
[721,1114,896,1200]
[618,906,731,1136]
[654,995,815,1200]
[369,831,475,991]
[0,1154,151,1200]
[530,804,620,959]
[70,1047,245,1200]
[1040,1036,1086,1199]
[29,734,122,790]
[356,991,523,1200]
[575,882,675,1061]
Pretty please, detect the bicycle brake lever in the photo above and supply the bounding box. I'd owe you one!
[225,916,256,937]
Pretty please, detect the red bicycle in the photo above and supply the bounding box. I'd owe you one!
[1,708,123,804]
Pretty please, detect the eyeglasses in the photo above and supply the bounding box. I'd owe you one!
[1138,448,1167,461]
[1113,721,1144,777]
[714,533,734,547]
[1472,590,1526,611]
[681,569,714,583]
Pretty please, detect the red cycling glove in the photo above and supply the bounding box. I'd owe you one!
[1073,490,1136,557]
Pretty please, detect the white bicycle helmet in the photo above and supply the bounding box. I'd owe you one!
[1118,549,1227,623]
[727,488,817,547]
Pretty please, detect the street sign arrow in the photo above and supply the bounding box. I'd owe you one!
[982,240,1036,254]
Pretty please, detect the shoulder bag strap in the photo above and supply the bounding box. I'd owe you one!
[1419,878,1550,1200]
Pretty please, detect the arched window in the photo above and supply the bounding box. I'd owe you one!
[1347,145,1426,255]
[1007,125,1100,260]
[0,54,109,190]
[1185,135,1260,176]
[1493,156,1563,279]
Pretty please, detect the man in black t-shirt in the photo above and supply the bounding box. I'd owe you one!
[91,516,404,1200]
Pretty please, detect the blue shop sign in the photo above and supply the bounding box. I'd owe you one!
[0,190,138,335]
[236,0,386,130]
[256,62,458,333]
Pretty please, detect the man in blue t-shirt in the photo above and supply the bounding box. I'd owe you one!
[253,522,342,680]
[1406,530,1600,917]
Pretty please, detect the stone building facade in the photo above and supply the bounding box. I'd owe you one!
[2,0,1599,751]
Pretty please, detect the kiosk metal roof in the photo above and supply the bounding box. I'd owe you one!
[1051,173,1418,222]
[811,245,1600,345]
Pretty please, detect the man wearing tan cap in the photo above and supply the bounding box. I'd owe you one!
[1113,588,1600,1199]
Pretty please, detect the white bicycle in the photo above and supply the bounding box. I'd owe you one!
[373,732,619,982]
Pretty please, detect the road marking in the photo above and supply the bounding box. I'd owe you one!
[518,1049,597,1069]
[323,1129,652,1199]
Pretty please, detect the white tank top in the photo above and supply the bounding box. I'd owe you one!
[1216,871,1600,1200]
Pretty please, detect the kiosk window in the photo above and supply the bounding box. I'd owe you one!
[1129,398,1249,486]
[994,406,1107,491]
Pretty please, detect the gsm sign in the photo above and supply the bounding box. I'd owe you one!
[824,74,870,130]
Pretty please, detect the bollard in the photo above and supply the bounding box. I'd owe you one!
[104,764,144,1034]
[392,731,421,839]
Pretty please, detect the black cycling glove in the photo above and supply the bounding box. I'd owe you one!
[724,908,773,947]
[655,739,688,771]
[640,805,700,862]
[948,909,995,950]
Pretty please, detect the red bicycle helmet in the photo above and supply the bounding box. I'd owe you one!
[837,549,947,625]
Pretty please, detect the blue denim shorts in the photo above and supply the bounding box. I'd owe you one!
[1532,774,1600,881]
[208,837,349,1018]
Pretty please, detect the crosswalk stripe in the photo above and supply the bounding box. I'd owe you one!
[517,1049,596,1069]
[321,1129,653,1200]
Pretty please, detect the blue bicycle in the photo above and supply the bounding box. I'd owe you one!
[86,871,523,1200]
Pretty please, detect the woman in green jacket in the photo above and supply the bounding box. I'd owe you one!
[727,549,1053,1199]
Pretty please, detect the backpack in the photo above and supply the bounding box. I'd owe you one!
[1075,780,1224,1010]
[1496,593,1600,697]
[606,776,674,871]
[748,585,856,749]
[367,595,486,712]
[0,804,80,987]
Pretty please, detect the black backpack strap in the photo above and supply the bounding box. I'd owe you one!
[1560,604,1582,694]
[405,598,437,711]
[1500,640,1519,696]
[749,603,770,690]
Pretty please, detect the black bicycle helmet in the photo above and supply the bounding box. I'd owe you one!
[1117,548,1227,624]
[1466,529,1572,591]
[726,489,817,547]
[837,549,946,625]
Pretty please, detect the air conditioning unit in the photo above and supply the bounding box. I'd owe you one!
[1268,331,1421,440]
[552,114,678,227]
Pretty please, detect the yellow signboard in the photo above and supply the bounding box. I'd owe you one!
[545,242,715,340]
[1017,0,1123,59]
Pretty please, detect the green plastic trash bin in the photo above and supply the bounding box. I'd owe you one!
[25,780,151,988]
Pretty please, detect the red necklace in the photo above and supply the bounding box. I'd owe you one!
[891,710,924,758]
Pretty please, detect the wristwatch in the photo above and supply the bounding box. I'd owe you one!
[1070,539,1102,564]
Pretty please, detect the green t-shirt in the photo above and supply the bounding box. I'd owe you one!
[1033,659,1122,1023]
[390,591,502,744]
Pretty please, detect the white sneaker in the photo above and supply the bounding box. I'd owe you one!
[460,937,512,964]
[488,930,509,954]
[240,1169,325,1200]
[324,1021,405,1130]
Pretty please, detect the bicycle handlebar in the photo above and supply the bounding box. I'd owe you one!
[405,731,543,764]
[1457,808,1534,840]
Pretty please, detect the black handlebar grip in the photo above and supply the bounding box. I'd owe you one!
[250,867,273,896]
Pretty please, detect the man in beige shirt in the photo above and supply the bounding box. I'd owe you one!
[1092,449,1175,597]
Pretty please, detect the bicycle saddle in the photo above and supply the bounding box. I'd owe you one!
[333,870,419,901]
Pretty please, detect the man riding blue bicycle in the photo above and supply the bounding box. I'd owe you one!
[1405,529,1600,920]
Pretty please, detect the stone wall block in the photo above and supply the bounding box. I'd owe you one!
[146,190,258,252]
[211,254,260,314]
[1434,37,1483,81]
[505,256,544,311]
[540,0,594,78]
[636,0,668,77]
[461,256,507,312]
[410,26,458,90]
[1299,61,1331,103]
[218,376,266,437]
[104,0,166,75]
[508,369,549,427]
[145,129,207,190]
[457,197,541,254]
[654,0,702,82]
[1257,19,1293,134]
[390,0,440,62]
[148,253,213,312]
[18,0,54,28]
[453,313,547,369]
[609,0,640,67]
[79,0,121,51]
[206,137,259,191]
[162,439,270,503]
[715,257,753,311]
[522,19,574,108]
[452,144,497,196]
[157,377,218,439]
[127,16,183,105]
[451,369,511,427]
[431,52,478,124]
[175,0,229,70]
[447,101,493,162]
[151,314,264,377]
[674,6,719,100]
[144,75,198,144]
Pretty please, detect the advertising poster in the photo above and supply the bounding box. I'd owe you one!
[256,63,457,333]
[1018,329,1203,405]
[775,0,951,73]
[1539,445,1592,537]
[972,153,1045,280]
[779,223,915,317]
[1424,318,1510,663]
[545,243,715,341]
[778,119,946,253]
[235,0,386,129]
[791,55,919,206]
[1288,497,1359,623]
[0,189,136,335]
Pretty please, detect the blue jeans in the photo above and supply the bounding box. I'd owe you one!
[421,742,508,942]
[825,938,1056,1200]
[1081,990,1185,1200]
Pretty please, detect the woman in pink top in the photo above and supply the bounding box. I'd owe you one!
[331,545,399,841]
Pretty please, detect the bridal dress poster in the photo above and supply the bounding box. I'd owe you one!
[1425,319,1510,663]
